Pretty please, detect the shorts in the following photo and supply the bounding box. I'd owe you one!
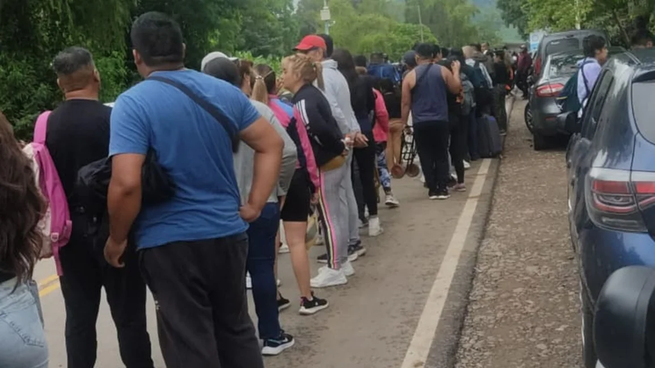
[280,170,311,222]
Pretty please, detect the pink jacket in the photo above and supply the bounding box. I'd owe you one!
[268,97,320,192]
[372,89,389,143]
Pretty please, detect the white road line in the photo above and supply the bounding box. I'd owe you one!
[400,159,492,368]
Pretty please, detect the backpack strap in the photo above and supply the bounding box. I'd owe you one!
[33,111,52,144]
[147,75,240,152]
[580,59,591,96]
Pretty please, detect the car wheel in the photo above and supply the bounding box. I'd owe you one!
[533,133,548,151]
[524,103,534,133]
[580,288,598,368]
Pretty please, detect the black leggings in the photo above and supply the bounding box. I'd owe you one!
[449,113,465,184]
[353,131,378,216]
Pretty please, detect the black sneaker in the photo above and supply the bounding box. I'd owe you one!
[262,331,295,356]
[349,241,367,257]
[429,190,439,200]
[277,294,291,312]
[435,189,450,200]
[299,292,329,315]
[347,246,359,262]
[317,253,328,264]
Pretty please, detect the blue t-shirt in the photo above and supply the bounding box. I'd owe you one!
[109,69,260,249]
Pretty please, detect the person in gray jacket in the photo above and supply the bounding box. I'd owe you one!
[294,34,368,268]
[202,55,298,356]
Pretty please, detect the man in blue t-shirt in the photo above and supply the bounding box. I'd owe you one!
[104,12,283,368]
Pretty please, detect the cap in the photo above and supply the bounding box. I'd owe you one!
[403,50,417,67]
[201,51,239,72]
[294,35,327,51]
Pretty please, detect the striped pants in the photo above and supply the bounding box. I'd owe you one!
[317,160,350,269]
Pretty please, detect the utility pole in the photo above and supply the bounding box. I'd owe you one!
[575,0,581,29]
[321,0,331,35]
[417,4,424,42]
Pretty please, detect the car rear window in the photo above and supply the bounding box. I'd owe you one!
[548,54,583,78]
[546,38,580,56]
[633,81,655,142]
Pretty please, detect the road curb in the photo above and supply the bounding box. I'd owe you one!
[423,140,504,367]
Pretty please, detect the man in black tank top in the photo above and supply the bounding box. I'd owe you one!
[401,43,462,200]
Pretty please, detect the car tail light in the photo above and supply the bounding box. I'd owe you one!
[536,83,564,97]
[585,168,655,232]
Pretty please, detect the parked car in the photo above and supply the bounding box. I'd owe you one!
[526,47,625,150]
[532,29,610,79]
[565,48,655,368]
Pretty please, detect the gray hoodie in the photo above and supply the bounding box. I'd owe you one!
[233,100,297,205]
[320,59,360,135]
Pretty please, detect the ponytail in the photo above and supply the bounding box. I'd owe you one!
[251,74,269,105]
[314,60,324,91]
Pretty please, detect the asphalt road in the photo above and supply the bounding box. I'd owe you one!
[34,155,498,367]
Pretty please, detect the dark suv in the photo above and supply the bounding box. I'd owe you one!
[565,48,655,368]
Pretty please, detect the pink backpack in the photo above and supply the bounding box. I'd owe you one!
[22,111,72,276]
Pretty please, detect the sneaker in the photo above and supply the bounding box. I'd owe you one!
[348,247,359,262]
[435,189,451,200]
[368,216,383,237]
[299,292,329,315]
[341,260,355,277]
[350,241,367,257]
[358,219,368,229]
[277,294,291,311]
[429,190,439,200]
[246,273,252,289]
[262,332,295,356]
[317,253,328,264]
[279,243,290,254]
[463,160,471,170]
[310,266,348,288]
[454,183,466,192]
[385,194,400,207]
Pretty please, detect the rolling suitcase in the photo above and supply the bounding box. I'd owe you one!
[478,114,502,158]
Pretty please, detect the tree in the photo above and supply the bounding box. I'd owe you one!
[496,0,531,38]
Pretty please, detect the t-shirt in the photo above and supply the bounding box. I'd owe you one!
[46,99,111,207]
[109,69,260,249]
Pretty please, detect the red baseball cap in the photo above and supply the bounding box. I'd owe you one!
[294,35,327,51]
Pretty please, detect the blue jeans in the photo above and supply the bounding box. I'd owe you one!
[246,202,282,340]
[0,279,48,368]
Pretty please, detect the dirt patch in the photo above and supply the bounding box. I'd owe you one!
[455,100,582,368]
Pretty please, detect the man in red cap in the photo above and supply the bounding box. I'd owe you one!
[293,34,366,288]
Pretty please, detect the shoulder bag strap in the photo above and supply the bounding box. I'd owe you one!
[148,75,239,152]
[33,111,52,144]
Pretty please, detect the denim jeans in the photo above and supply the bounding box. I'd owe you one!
[0,279,48,368]
[247,202,282,340]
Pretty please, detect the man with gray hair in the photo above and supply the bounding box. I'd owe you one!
[47,46,154,368]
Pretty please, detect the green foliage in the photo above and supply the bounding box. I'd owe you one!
[233,51,284,74]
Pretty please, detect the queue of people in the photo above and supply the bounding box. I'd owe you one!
[0,11,417,368]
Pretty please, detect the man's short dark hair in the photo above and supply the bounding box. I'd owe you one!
[130,12,184,67]
[52,47,94,76]
[431,44,441,58]
[354,55,368,67]
[203,57,241,87]
[441,47,449,58]
[415,43,434,59]
[583,35,606,57]
[317,34,334,57]
[631,29,654,47]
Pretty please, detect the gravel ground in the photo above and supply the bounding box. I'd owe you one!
[455,100,582,368]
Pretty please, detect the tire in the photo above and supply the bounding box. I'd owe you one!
[524,103,534,133]
[581,288,598,368]
[533,133,548,151]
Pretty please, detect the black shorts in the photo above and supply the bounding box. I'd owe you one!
[280,170,312,222]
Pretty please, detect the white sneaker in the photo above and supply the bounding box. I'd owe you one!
[368,216,383,237]
[385,194,400,207]
[310,266,348,288]
[279,243,290,254]
[364,208,369,218]
[342,260,355,277]
[463,160,471,170]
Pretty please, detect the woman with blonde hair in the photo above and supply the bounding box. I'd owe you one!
[281,53,352,288]
[251,64,329,314]
[0,111,49,368]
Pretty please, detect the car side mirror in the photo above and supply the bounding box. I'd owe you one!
[594,266,655,368]
[556,111,580,134]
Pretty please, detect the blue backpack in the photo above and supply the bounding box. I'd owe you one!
[368,64,401,85]
[557,59,592,113]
